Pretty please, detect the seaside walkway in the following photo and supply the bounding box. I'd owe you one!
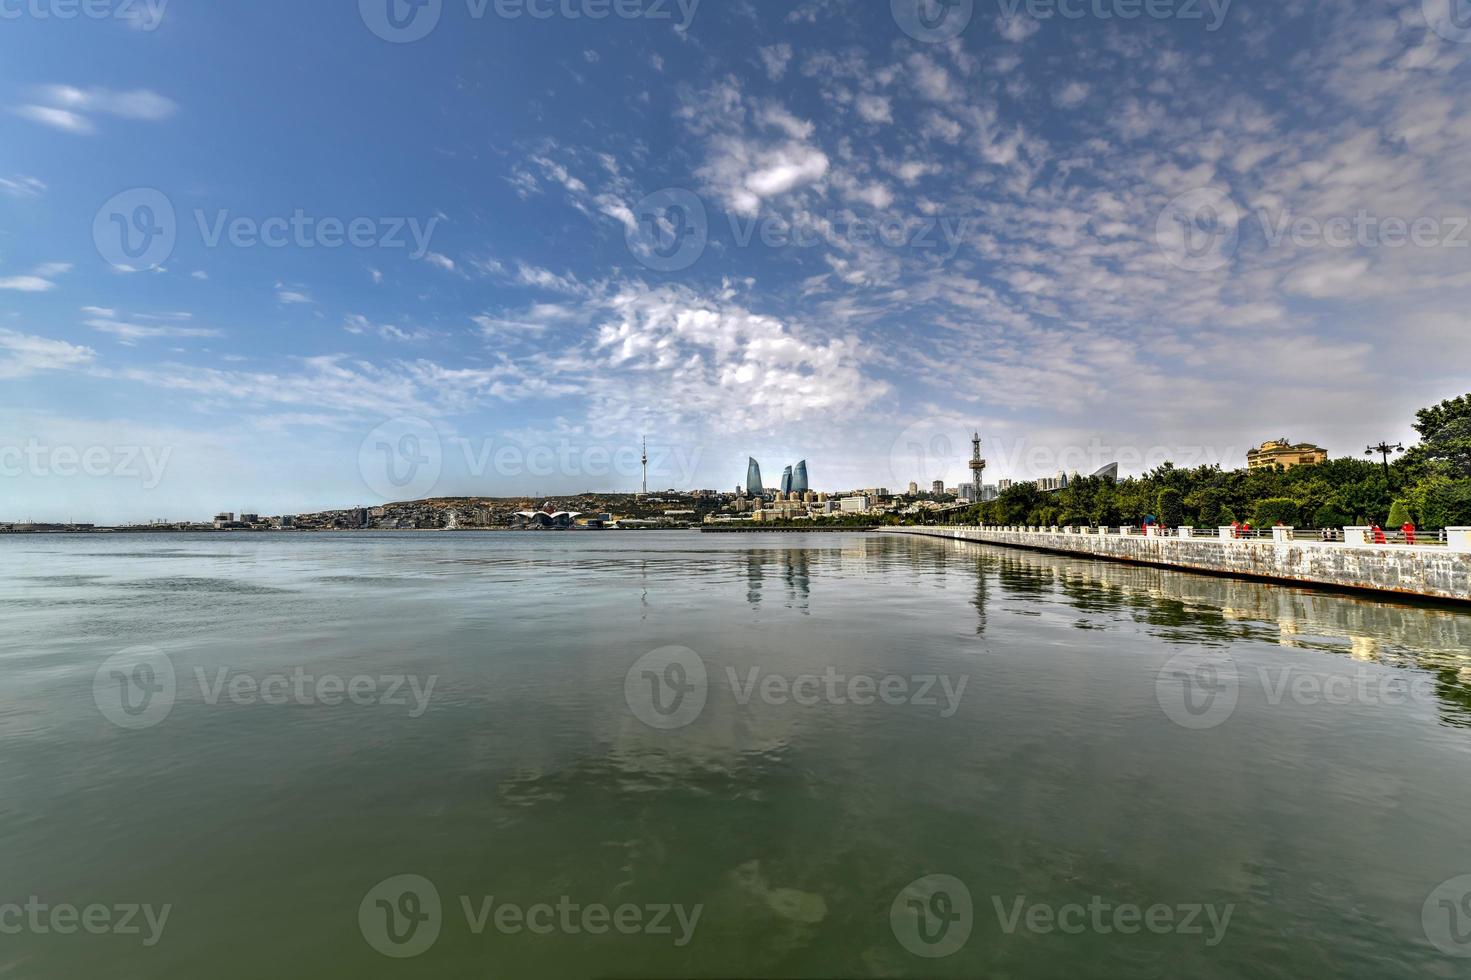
[889,525,1471,604]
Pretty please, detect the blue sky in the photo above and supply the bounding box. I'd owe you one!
[1,0,1469,521]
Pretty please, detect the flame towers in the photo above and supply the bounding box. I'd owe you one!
[746,458,765,495]
[744,458,810,496]
[792,460,809,494]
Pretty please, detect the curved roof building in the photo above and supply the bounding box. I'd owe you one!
[746,458,765,495]
[792,460,809,493]
[780,465,794,494]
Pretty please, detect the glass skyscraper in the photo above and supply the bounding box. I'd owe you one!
[792,461,809,493]
[746,458,764,495]
[780,466,794,494]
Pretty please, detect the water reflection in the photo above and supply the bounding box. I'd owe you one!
[902,533,1471,727]
[742,549,811,612]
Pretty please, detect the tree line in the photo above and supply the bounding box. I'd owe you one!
[951,393,1471,531]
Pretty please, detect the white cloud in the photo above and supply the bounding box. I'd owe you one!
[12,106,93,134]
[855,94,893,124]
[13,86,177,134]
[0,175,46,198]
[0,263,73,292]
[38,85,178,121]
[0,329,96,378]
[1054,82,1091,109]
[86,316,223,345]
[0,276,56,293]
[759,43,793,81]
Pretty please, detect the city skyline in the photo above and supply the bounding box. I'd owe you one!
[2,2,1466,521]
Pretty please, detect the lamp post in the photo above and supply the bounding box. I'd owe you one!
[1365,441,1404,487]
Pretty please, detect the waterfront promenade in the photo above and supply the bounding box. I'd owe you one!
[890,526,1471,604]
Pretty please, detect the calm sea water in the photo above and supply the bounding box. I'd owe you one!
[2,531,1470,979]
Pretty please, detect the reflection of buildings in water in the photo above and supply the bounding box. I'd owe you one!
[745,552,763,606]
[905,535,1471,725]
[781,549,811,612]
[1350,635,1382,662]
[972,559,988,636]
[740,549,812,611]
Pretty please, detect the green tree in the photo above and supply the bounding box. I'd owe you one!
[1402,393,1471,477]
[1155,488,1184,528]
[1312,502,1352,529]
[1387,500,1413,528]
[1251,498,1300,527]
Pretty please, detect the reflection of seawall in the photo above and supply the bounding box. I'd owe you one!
[889,527,1471,604]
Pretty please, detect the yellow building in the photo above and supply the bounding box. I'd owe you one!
[1247,439,1328,471]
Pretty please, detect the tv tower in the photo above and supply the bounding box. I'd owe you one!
[640,437,648,497]
[970,432,985,499]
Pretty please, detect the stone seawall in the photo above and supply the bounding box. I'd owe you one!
[889,527,1471,604]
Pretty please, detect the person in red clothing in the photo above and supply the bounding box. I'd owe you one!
[1371,524,1387,544]
[1230,520,1241,539]
[1402,522,1417,545]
